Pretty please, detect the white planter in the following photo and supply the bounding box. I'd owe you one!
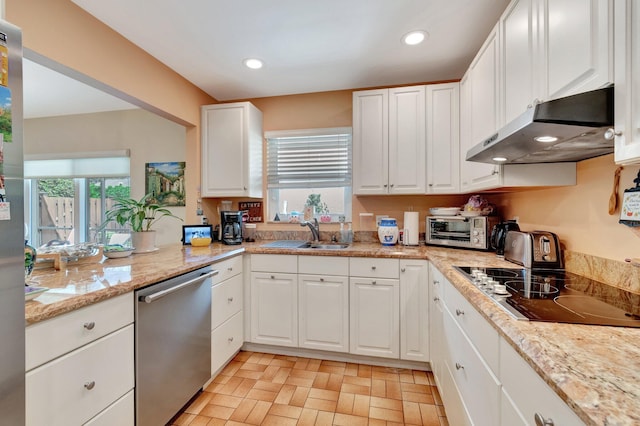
[131,231,157,253]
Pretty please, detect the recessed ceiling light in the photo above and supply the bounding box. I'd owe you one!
[243,58,263,69]
[534,136,558,143]
[492,157,508,162]
[402,31,428,46]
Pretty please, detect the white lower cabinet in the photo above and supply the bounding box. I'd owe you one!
[251,271,298,347]
[84,390,134,426]
[298,273,349,352]
[500,339,584,426]
[428,263,445,384]
[400,259,429,361]
[211,255,244,375]
[26,325,134,426]
[443,306,501,426]
[25,293,134,426]
[349,277,399,358]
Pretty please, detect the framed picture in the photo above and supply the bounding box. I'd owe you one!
[182,224,213,245]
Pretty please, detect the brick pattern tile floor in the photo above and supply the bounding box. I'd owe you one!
[171,351,449,426]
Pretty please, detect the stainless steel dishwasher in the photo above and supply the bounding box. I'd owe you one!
[135,265,216,426]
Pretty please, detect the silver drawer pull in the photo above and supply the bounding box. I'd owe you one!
[228,267,233,271]
[84,381,95,390]
[320,278,325,282]
[401,268,405,272]
[456,309,465,316]
[455,363,464,370]
[228,337,234,342]
[371,266,376,270]
[83,322,95,330]
[534,413,554,426]
[372,281,377,285]
[270,275,275,279]
[433,280,439,285]
[228,297,234,302]
[433,297,440,302]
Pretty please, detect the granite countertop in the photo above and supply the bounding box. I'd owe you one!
[25,241,640,425]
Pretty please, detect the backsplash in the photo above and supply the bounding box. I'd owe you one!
[564,250,640,295]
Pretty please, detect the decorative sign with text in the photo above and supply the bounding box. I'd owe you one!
[239,201,263,223]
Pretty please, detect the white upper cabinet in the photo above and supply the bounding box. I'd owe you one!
[201,102,263,198]
[614,0,640,165]
[540,0,612,101]
[353,86,426,195]
[427,83,460,194]
[501,0,613,124]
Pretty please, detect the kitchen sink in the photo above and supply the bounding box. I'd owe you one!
[260,240,350,250]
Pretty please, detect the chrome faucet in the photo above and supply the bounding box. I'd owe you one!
[301,218,320,242]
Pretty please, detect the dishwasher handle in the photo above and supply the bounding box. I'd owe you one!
[139,270,219,304]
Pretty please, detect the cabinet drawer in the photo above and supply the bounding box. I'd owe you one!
[26,293,133,371]
[212,274,243,329]
[26,325,134,426]
[442,309,500,426]
[500,339,583,426]
[349,257,399,278]
[84,390,134,426]
[212,255,243,285]
[443,280,499,375]
[212,311,243,375]
[299,255,348,275]
[251,254,297,273]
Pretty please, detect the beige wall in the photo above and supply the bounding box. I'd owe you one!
[8,0,216,230]
[25,110,187,246]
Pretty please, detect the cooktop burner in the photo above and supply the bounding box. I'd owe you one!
[455,267,640,328]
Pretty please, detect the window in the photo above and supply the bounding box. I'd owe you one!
[266,127,352,223]
[24,152,130,246]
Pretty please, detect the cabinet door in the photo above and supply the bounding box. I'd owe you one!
[471,23,501,144]
[388,86,426,194]
[428,264,445,383]
[250,272,298,347]
[541,0,612,100]
[399,260,429,362]
[501,0,537,124]
[349,277,399,358]
[614,0,640,165]
[427,83,460,194]
[353,89,389,194]
[298,274,349,352]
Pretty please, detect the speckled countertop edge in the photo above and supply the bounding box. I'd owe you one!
[25,241,640,425]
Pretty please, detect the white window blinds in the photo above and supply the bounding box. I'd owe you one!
[266,127,352,189]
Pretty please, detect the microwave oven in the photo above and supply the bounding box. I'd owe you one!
[426,215,500,250]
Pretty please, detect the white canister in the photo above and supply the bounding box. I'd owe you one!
[378,218,399,246]
[403,211,420,246]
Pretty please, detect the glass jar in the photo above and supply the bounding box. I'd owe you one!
[378,218,399,246]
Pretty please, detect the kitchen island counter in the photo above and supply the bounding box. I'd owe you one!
[26,242,640,425]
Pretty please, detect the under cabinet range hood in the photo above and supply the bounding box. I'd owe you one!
[466,86,614,164]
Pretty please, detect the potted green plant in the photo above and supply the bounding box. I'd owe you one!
[102,194,182,253]
[304,193,331,223]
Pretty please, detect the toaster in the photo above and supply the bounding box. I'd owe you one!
[504,230,563,269]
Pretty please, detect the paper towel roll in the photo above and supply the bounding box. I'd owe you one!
[403,211,420,245]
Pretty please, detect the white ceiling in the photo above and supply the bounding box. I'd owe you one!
[67,0,510,102]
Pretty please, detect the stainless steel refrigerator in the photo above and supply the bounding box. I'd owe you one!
[0,19,24,426]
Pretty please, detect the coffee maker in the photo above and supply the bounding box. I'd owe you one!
[220,211,243,245]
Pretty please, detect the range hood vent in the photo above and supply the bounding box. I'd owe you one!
[466,86,614,164]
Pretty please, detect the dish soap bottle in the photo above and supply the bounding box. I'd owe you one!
[378,218,399,246]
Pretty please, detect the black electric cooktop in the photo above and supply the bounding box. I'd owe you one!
[455,267,640,328]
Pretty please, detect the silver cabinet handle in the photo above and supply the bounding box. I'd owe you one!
[270,275,275,279]
[372,281,377,285]
[227,297,234,302]
[455,363,464,370]
[390,184,394,187]
[383,184,388,188]
[604,128,623,140]
[84,381,95,390]
[433,297,440,302]
[228,337,234,342]
[401,268,406,273]
[83,322,95,330]
[227,267,233,271]
[371,266,376,270]
[433,280,439,285]
[456,309,464,316]
[140,270,218,303]
[320,278,325,282]
[534,413,554,426]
